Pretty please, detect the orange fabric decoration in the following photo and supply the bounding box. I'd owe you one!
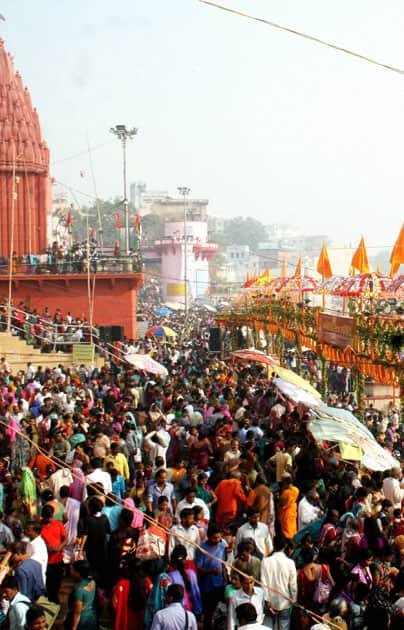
[389,222,404,277]
[351,236,370,274]
[317,243,333,279]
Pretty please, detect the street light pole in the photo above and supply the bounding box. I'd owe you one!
[178,186,190,317]
[110,125,138,256]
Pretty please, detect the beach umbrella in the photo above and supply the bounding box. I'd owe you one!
[273,377,323,408]
[154,306,172,316]
[310,405,400,471]
[271,367,321,398]
[125,353,168,377]
[231,350,321,398]
[231,349,279,366]
[145,325,177,338]
[163,301,185,311]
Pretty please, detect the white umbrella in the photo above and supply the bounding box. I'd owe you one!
[163,301,185,311]
[273,377,323,408]
[125,353,168,377]
[310,406,400,471]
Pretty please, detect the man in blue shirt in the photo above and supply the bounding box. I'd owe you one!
[151,583,197,630]
[195,524,226,629]
[147,469,176,513]
[10,541,45,601]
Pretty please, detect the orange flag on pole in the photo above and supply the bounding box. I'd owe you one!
[255,267,272,286]
[317,243,333,279]
[281,258,287,278]
[293,256,302,277]
[389,222,404,277]
[351,236,370,274]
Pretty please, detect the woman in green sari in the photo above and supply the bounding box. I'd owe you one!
[19,466,37,518]
[65,560,98,630]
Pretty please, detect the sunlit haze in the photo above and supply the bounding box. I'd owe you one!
[4,0,404,249]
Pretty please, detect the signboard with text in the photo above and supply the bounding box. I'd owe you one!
[318,313,355,349]
[72,344,95,364]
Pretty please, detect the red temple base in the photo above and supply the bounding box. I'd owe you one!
[0,272,144,340]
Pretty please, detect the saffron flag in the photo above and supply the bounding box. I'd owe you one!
[293,257,302,278]
[255,267,272,286]
[317,243,332,279]
[389,222,404,277]
[281,258,287,278]
[351,236,370,274]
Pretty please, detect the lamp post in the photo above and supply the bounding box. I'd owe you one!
[110,125,138,256]
[177,186,190,316]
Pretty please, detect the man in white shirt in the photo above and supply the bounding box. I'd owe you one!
[261,535,297,630]
[382,467,404,510]
[25,521,48,584]
[235,508,272,557]
[144,421,171,466]
[169,508,200,561]
[175,488,210,522]
[228,574,265,630]
[298,490,323,532]
[86,458,112,494]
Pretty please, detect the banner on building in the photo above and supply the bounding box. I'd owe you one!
[318,313,355,349]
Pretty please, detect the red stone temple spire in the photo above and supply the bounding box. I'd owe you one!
[0,39,50,257]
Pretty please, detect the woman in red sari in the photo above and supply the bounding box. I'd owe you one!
[113,561,152,630]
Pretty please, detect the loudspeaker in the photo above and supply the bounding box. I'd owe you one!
[98,326,112,343]
[209,327,222,352]
[111,326,124,342]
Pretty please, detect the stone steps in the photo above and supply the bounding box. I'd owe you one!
[0,332,105,372]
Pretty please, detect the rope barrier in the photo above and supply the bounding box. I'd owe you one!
[199,0,404,75]
[0,415,344,628]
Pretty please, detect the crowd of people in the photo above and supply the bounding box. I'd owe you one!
[0,298,401,629]
[0,301,95,352]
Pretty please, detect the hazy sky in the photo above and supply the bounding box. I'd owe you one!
[3,0,404,250]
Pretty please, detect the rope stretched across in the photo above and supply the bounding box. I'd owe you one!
[1,417,342,628]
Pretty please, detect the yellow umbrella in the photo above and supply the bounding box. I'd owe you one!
[267,364,321,398]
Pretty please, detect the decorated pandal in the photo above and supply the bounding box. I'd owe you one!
[217,232,404,417]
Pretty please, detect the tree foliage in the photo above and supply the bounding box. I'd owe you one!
[223,216,268,250]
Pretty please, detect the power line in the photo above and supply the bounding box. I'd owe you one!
[51,141,114,166]
[199,0,404,75]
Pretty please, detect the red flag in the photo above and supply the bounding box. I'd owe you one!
[135,214,141,231]
[66,212,72,227]
[115,212,121,229]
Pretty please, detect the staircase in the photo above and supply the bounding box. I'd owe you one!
[0,332,105,373]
